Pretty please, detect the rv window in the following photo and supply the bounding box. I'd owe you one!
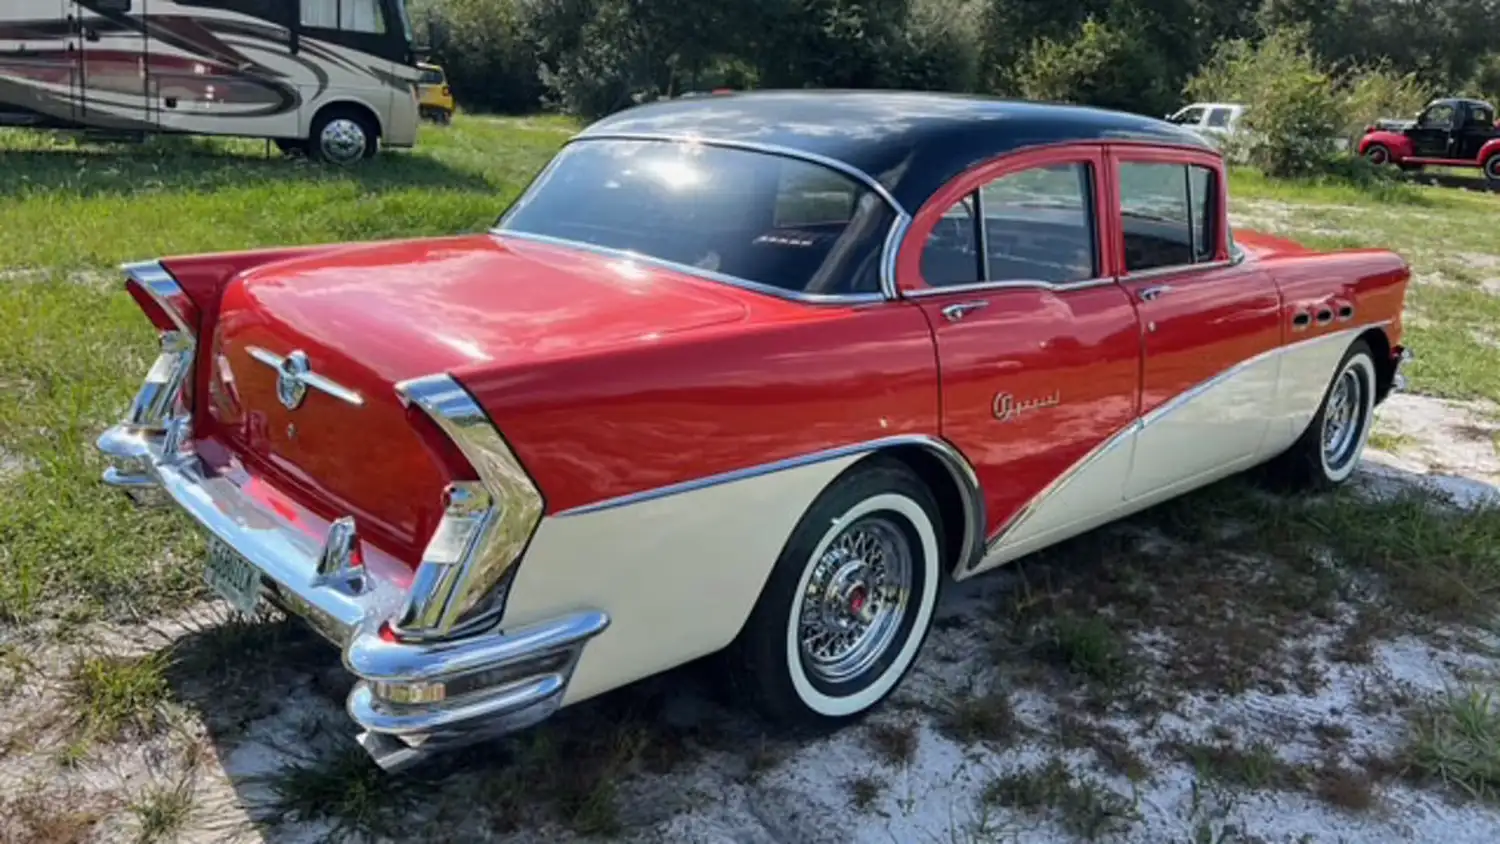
[301,0,386,33]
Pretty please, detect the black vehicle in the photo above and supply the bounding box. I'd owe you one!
[1360,98,1500,183]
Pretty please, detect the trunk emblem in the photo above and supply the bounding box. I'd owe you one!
[246,346,365,410]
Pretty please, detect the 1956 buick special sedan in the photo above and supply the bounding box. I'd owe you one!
[97,91,1412,771]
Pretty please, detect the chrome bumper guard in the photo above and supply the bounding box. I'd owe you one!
[96,423,607,772]
[1391,346,1413,394]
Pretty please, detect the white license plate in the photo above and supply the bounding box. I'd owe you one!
[204,537,261,615]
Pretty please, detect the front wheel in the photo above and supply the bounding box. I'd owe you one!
[1364,143,1392,167]
[727,459,943,728]
[1266,340,1378,490]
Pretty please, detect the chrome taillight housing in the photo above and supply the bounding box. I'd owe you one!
[99,262,199,490]
[391,374,544,640]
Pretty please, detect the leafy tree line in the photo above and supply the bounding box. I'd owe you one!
[409,0,1500,175]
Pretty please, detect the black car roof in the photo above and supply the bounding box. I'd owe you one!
[577,90,1214,212]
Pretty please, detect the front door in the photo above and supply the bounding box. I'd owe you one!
[896,145,1144,572]
[71,0,151,130]
[1109,148,1283,500]
[1410,102,1457,158]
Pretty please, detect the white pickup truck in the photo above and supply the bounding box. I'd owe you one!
[1166,102,1247,147]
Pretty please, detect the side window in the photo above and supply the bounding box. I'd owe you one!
[1206,108,1233,128]
[301,0,386,33]
[1421,104,1456,129]
[920,196,981,286]
[979,164,1095,283]
[1170,107,1205,126]
[1119,161,1219,273]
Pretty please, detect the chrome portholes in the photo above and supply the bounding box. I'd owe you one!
[797,516,913,684]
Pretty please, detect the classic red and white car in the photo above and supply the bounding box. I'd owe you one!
[98,91,1412,771]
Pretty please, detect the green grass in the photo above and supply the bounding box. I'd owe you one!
[0,115,575,270]
[1407,688,1500,801]
[981,757,1141,841]
[68,652,170,743]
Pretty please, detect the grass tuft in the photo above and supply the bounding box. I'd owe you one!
[68,652,170,742]
[1406,687,1500,801]
[267,745,425,839]
[938,689,1022,745]
[866,720,920,767]
[982,756,1140,840]
[846,774,885,811]
[130,778,196,843]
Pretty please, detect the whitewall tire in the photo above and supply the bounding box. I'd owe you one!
[1269,339,1378,490]
[728,458,943,728]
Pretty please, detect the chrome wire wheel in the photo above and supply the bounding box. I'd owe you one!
[1321,365,1368,473]
[319,118,368,164]
[797,515,913,685]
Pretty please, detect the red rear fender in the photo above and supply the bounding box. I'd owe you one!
[157,244,359,332]
[1481,137,1500,165]
[1359,131,1413,159]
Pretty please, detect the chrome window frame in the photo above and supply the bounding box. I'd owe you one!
[907,160,1106,298]
[491,133,912,305]
[1117,160,1227,281]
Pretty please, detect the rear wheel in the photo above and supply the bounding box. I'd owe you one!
[727,459,943,728]
[310,108,377,165]
[1266,340,1377,491]
[1485,154,1500,186]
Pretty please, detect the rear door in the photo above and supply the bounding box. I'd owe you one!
[1108,147,1282,500]
[896,144,1144,570]
[71,0,150,130]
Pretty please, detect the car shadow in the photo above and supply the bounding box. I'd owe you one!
[0,140,497,201]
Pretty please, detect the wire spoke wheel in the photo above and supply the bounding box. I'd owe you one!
[797,515,912,684]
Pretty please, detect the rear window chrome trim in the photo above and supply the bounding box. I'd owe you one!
[567,131,909,217]
[496,133,910,304]
[491,230,888,305]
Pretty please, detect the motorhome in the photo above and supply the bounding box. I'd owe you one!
[0,1,420,163]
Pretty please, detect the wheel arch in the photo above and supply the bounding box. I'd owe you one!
[860,438,985,576]
[1361,325,1396,403]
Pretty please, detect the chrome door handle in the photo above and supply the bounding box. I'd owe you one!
[941,301,989,323]
[1138,285,1173,302]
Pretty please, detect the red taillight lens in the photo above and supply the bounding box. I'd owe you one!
[125,277,199,336]
[405,402,478,481]
[441,85,450,97]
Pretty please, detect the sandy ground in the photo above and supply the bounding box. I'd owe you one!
[3,388,1498,844]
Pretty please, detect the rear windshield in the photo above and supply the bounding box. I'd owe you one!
[497,139,896,297]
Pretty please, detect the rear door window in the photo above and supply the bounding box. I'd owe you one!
[1118,162,1219,272]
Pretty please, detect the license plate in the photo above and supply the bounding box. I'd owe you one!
[204,537,261,615]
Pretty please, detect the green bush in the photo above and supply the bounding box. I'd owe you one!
[412,0,544,113]
[1342,64,1433,144]
[1014,17,1173,116]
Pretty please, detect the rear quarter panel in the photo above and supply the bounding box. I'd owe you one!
[467,297,942,704]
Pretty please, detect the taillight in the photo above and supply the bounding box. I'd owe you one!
[120,262,198,432]
[390,374,544,640]
[441,85,450,97]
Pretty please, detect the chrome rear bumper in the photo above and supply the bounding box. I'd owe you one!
[97,422,607,771]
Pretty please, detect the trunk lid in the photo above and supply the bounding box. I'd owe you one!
[201,234,749,562]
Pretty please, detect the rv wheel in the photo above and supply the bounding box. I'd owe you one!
[310,109,377,165]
